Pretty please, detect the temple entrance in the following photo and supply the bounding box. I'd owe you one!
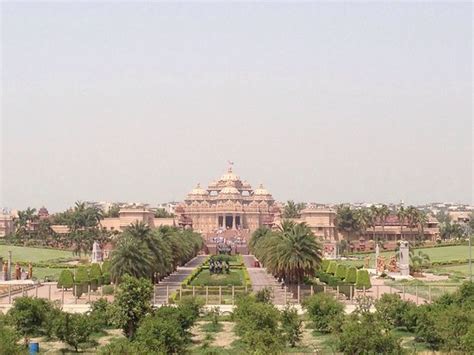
[225,216,233,229]
[235,216,241,228]
[218,216,224,228]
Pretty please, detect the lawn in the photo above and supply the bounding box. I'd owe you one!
[341,245,474,268]
[0,245,75,263]
[190,269,244,286]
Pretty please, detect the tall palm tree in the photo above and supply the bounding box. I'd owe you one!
[249,226,271,252]
[405,206,419,240]
[369,205,379,242]
[397,206,407,240]
[109,235,154,282]
[334,205,360,241]
[356,208,371,240]
[252,220,322,283]
[282,201,306,218]
[416,211,429,241]
[377,205,390,242]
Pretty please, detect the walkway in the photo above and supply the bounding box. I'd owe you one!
[242,255,295,304]
[154,255,208,305]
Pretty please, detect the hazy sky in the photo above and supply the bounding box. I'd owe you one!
[1,2,472,212]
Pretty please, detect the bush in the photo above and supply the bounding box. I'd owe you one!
[338,313,402,354]
[344,266,357,284]
[102,284,114,295]
[89,263,103,291]
[57,269,74,289]
[281,305,302,347]
[355,269,371,289]
[302,293,344,333]
[176,296,203,331]
[55,312,94,352]
[374,293,413,327]
[320,259,330,272]
[135,312,187,354]
[89,298,115,330]
[98,338,147,355]
[326,261,337,275]
[0,322,23,355]
[255,287,273,303]
[74,266,90,297]
[102,272,111,285]
[335,264,347,280]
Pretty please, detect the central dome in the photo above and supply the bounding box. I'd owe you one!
[220,167,240,182]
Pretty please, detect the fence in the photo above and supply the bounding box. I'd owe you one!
[0,282,462,307]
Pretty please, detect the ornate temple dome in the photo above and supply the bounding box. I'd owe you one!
[219,167,241,183]
[186,183,209,201]
[254,184,270,196]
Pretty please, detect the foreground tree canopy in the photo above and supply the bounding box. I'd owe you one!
[110,222,203,282]
[250,220,322,283]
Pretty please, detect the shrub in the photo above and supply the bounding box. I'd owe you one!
[135,312,187,354]
[338,313,402,354]
[355,269,371,289]
[57,269,74,289]
[55,312,94,352]
[281,305,302,347]
[0,322,23,355]
[74,266,90,297]
[326,261,337,275]
[98,338,147,355]
[320,259,330,272]
[7,297,58,345]
[102,284,114,295]
[114,275,153,339]
[255,287,273,303]
[344,266,357,284]
[102,272,111,285]
[89,263,102,291]
[89,298,115,330]
[302,293,344,333]
[176,296,203,331]
[374,293,412,327]
[335,264,347,280]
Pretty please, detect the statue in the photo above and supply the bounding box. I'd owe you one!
[388,255,398,272]
[15,262,21,280]
[364,256,370,268]
[376,256,386,274]
[399,241,410,276]
[91,241,103,263]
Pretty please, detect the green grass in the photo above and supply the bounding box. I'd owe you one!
[341,245,474,268]
[190,269,244,286]
[436,263,472,276]
[31,267,71,282]
[0,245,75,263]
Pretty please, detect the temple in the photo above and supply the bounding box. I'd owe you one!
[175,165,280,234]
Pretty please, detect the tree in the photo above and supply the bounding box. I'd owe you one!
[281,305,302,347]
[334,206,361,241]
[338,313,402,354]
[282,200,306,218]
[436,210,452,225]
[154,208,174,218]
[303,293,345,333]
[377,204,390,242]
[396,205,407,240]
[410,250,430,273]
[57,269,74,289]
[113,275,153,339]
[109,235,154,282]
[251,220,322,283]
[0,315,24,355]
[369,205,379,241]
[355,208,371,240]
[104,204,120,218]
[55,312,94,352]
[7,297,57,345]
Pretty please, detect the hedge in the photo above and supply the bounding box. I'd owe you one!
[74,266,90,297]
[326,261,337,275]
[57,269,74,289]
[89,263,102,291]
[344,267,357,284]
[320,259,330,272]
[355,269,371,290]
[335,265,348,280]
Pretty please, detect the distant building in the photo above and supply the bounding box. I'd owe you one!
[0,212,14,237]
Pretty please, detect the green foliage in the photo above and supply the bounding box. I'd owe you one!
[101,260,111,273]
[282,200,306,218]
[89,263,102,290]
[338,313,403,354]
[281,305,302,347]
[335,264,347,279]
[302,293,344,333]
[374,293,414,327]
[101,284,114,295]
[89,298,115,330]
[355,269,371,289]
[114,275,153,339]
[320,259,330,272]
[98,338,147,355]
[74,266,90,297]
[176,296,203,331]
[233,295,284,354]
[57,269,74,289]
[255,287,273,303]
[326,261,337,275]
[0,317,24,355]
[344,266,357,284]
[135,311,187,354]
[54,312,94,352]
[7,297,58,344]
[250,220,322,283]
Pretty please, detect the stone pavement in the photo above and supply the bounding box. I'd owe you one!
[242,255,295,304]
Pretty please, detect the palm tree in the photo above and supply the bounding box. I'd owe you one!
[377,205,390,242]
[356,208,371,240]
[415,211,429,245]
[109,235,154,282]
[397,206,407,240]
[409,250,430,274]
[249,226,271,252]
[251,220,322,283]
[369,206,379,242]
[334,205,360,241]
[282,201,306,218]
[405,206,419,240]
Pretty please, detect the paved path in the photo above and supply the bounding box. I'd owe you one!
[242,255,295,304]
[154,255,208,305]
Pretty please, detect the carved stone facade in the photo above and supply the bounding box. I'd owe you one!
[176,166,280,234]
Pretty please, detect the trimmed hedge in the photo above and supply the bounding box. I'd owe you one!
[326,261,337,275]
[57,269,74,289]
[89,264,102,291]
[335,265,348,280]
[320,259,330,272]
[344,267,357,284]
[356,269,371,290]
